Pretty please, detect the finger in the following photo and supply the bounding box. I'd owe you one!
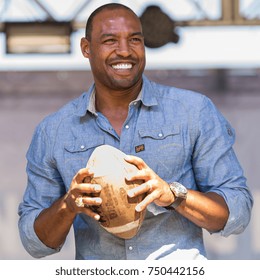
[75,168,94,183]
[82,196,102,207]
[82,207,101,221]
[124,155,147,170]
[127,182,151,198]
[135,191,159,212]
[78,183,102,194]
[125,169,146,181]
[74,195,102,220]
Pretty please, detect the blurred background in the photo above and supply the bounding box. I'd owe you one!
[0,0,259,260]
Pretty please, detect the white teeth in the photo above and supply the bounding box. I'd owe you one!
[112,63,132,69]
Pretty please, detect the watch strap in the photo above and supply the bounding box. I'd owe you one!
[165,197,184,210]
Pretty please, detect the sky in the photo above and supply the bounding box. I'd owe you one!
[0,0,260,70]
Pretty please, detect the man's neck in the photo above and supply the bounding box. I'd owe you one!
[94,83,142,136]
[94,83,142,113]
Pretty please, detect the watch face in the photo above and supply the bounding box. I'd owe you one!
[171,182,187,199]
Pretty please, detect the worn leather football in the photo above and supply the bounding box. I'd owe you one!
[85,145,146,239]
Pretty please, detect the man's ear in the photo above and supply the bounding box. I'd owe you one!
[80,37,90,58]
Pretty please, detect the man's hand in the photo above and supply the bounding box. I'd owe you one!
[124,155,175,212]
[65,167,102,220]
[34,167,103,249]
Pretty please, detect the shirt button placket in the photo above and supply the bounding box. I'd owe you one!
[125,240,137,259]
[120,124,131,154]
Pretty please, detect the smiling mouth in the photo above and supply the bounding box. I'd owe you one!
[112,63,133,70]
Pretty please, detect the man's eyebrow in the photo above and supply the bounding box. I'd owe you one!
[100,32,144,39]
[100,33,115,39]
[131,32,144,37]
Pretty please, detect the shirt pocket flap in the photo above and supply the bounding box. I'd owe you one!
[139,125,180,140]
[64,137,105,153]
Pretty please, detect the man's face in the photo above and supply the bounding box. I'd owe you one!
[82,8,146,91]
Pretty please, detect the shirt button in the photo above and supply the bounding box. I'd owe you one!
[158,133,163,137]
[227,127,233,136]
[125,125,130,129]
[80,145,85,149]
[128,246,133,251]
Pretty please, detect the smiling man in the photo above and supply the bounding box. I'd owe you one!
[80,5,146,136]
[82,6,145,90]
[18,3,253,260]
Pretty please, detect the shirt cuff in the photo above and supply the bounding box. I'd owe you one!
[19,209,61,258]
[209,189,249,237]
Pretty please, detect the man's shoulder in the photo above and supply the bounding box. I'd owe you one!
[37,92,87,131]
[144,76,208,107]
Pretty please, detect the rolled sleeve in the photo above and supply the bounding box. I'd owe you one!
[18,208,59,258]
[211,187,253,237]
[192,96,253,236]
[18,123,65,258]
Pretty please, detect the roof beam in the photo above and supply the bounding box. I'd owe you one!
[32,0,56,21]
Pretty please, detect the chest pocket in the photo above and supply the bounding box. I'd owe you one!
[63,136,105,182]
[139,125,179,140]
[137,125,184,180]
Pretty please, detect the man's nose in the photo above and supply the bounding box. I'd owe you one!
[115,40,132,57]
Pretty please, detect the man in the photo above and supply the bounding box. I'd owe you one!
[18,3,253,260]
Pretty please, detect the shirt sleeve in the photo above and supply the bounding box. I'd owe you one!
[18,122,65,258]
[192,96,253,237]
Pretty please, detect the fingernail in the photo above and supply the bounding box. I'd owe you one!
[94,185,101,191]
[126,171,135,181]
[125,175,132,181]
[94,214,100,221]
[95,197,102,204]
[128,190,134,197]
[135,205,142,212]
[88,167,95,174]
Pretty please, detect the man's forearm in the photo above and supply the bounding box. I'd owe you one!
[34,196,76,249]
[176,190,229,232]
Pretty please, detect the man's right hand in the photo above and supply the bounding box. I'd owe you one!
[64,167,102,220]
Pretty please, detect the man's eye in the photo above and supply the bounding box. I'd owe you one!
[104,39,116,44]
[130,37,142,43]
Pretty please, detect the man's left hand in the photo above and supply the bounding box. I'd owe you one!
[124,155,174,212]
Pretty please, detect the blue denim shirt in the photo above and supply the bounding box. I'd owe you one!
[18,75,253,260]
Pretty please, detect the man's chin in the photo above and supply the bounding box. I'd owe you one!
[110,75,142,90]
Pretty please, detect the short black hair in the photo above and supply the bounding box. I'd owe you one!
[85,3,138,40]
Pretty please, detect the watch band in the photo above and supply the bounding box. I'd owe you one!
[166,197,184,210]
[164,197,184,210]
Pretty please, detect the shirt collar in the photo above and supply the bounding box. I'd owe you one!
[75,84,95,117]
[88,88,97,115]
[141,75,158,107]
[75,75,157,117]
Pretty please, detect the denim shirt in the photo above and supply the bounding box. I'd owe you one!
[18,75,253,260]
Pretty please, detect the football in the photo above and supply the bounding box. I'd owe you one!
[85,145,146,239]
